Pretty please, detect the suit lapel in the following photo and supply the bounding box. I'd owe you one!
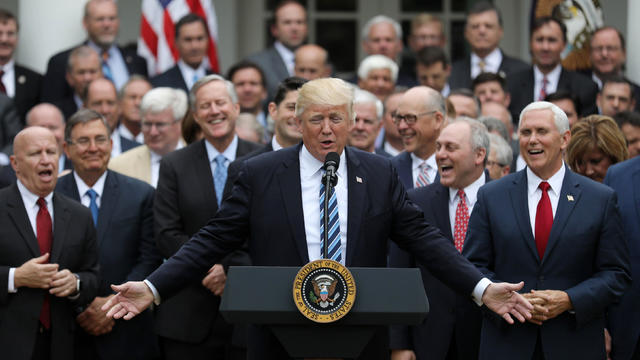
[7,184,40,257]
[541,170,581,264]
[277,145,308,263]
[345,148,366,266]
[525,69,535,102]
[633,167,640,226]
[51,193,70,263]
[13,66,26,114]
[509,171,539,261]
[140,147,152,184]
[193,140,218,209]
[96,171,118,247]
[433,183,453,240]
[397,152,413,190]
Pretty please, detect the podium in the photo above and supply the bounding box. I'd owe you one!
[220,266,429,359]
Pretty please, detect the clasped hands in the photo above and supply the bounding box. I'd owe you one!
[14,253,78,297]
[521,289,572,325]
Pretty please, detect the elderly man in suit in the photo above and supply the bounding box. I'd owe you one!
[101,77,533,360]
[390,118,490,360]
[108,87,186,187]
[463,101,631,359]
[1,126,99,360]
[41,0,147,103]
[56,109,161,359]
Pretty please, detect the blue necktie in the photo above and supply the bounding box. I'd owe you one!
[86,189,99,226]
[101,51,113,82]
[320,176,342,262]
[213,155,227,206]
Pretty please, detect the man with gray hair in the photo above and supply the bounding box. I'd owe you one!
[357,54,398,102]
[464,101,630,359]
[52,45,102,120]
[117,75,152,143]
[108,87,187,187]
[349,88,386,155]
[151,74,260,359]
[486,132,512,179]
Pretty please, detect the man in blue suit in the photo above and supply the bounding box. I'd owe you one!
[605,156,640,360]
[101,78,534,360]
[463,101,631,359]
[56,109,162,359]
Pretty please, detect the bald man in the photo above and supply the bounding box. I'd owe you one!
[294,44,331,80]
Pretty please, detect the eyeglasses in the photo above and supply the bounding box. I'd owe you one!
[141,120,178,131]
[68,136,109,148]
[591,45,621,54]
[392,110,437,125]
[486,160,507,167]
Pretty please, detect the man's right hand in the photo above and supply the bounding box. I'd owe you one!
[77,296,115,336]
[391,349,416,360]
[14,253,58,289]
[101,282,154,320]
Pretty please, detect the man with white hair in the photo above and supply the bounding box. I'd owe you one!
[464,101,630,359]
[349,88,386,155]
[486,132,512,179]
[357,54,398,102]
[108,87,187,187]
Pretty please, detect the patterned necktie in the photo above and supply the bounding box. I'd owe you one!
[101,50,113,81]
[213,154,227,206]
[320,175,342,262]
[538,76,549,101]
[535,181,553,260]
[453,190,469,252]
[86,189,99,226]
[415,161,431,188]
[0,70,6,94]
[478,59,486,73]
[36,197,52,329]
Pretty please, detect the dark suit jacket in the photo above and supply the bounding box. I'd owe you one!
[391,151,439,191]
[13,64,43,123]
[579,69,640,112]
[247,46,290,103]
[389,173,489,360]
[225,142,275,197]
[150,65,213,93]
[507,67,598,124]
[41,43,148,103]
[56,170,162,359]
[52,96,78,121]
[0,93,21,155]
[148,144,485,360]
[605,157,640,360]
[0,184,99,360]
[463,169,631,360]
[119,135,140,154]
[153,138,260,344]
[448,51,529,91]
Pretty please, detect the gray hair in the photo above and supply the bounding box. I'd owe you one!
[354,88,383,120]
[65,108,110,142]
[189,74,238,110]
[519,101,569,133]
[361,15,402,41]
[357,54,399,83]
[141,87,188,122]
[426,87,447,116]
[236,113,265,141]
[488,132,513,167]
[478,116,509,141]
[67,45,99,72]
[118,75,151,100]
[449,117,490,165]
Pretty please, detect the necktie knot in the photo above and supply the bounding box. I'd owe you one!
[37,197,47,208]
[213,155,228,206]
[86,189,97,201]
[86,189,99,226]
[215,154,227,167]
[457,189,466,201]
[101,50,109,62]
[539,181,550,192]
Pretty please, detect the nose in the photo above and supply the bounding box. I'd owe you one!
[585,162,595,176]
[320,119,332,134]
[354,119,365,130]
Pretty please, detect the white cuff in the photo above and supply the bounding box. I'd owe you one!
[471,277,492,306]
[8,268,17,293]
[143,279,161,305]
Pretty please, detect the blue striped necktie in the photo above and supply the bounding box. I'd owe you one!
[213,154,227,206]
[319,175,341,262]
[86,189,99,226]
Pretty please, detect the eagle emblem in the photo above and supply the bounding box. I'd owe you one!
[311,274,340,308]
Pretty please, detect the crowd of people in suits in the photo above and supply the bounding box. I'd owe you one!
[0,0,639,359]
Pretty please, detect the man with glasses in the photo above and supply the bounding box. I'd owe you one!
[391,86,446,190]
[57,109,161,359]
[108,87,187,187]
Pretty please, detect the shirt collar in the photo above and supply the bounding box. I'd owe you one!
[178,59,206,77]
[534,64,562,85]
[87,40,116,57]
[299,144,347,181]
[272,136,283,151]
[471,48,502,69]
[0,58,14,72]
[448,171,486,205]
[526,163,565,198]
[411,152,437,171]
[205,135,239,163]
[17,179,54,206]
[73,170,107,199]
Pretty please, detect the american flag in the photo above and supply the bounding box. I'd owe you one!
[138,0,220,76]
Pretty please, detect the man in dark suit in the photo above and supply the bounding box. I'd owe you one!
[152,74,260,359]
[0,92,20,156]
[55,109,162,359]
[0,9,42,123]
[247,1,307,102]
[41,0,147,103]
[1,126,99,360]
[151,14,213,93]
[102,77,533,360]
[463,101,631,359]
[391,86,444,190]
[507,17,598,124]
[390,118,489,360]
[448,2,528,91]
[604,156,640,360]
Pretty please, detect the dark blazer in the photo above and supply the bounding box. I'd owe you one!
[0,93,21,155]
[463,169,631,360]
[247,46,290,103]
[13,64,43,122]
[605,157,640,360]
[148,144,485,360]
[41,43,148,103]
[153,138,260,344]
[448,51,529,91]
[391,151,439,191]
[579,69,640,112]
[225,142,275,197]
[389,173,489,359]
[0,184,99,360]
[507,67,599,124]
[119,135,140,154]
[374,147,392,158]
[52,96,78,121]
[150,65,213,93]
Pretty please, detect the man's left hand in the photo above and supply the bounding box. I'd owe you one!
[482,281,533,324]
[528,289,572,321]
[49,269,77,297]
[202,264,226,296]
[76,296,115,336]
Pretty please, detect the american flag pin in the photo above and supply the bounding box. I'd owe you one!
[356,176,363,183]
[567,195,574,202]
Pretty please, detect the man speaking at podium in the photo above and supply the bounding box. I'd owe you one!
[102,78,533,359]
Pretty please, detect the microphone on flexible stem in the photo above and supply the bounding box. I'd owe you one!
[322,152,340,260]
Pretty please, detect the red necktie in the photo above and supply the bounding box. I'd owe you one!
[538,76,548,101]
[0,70,6,94]
[36,197,52,329]
[534,182,553,260]
[454,190,469,252]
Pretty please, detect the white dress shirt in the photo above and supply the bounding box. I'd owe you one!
[471,48,503,79]
[274,41,295,76]
[178,60,207,90]
[411,152,438,186]
[383,142,402,157]
[533,64,562,101]
[448,172,486,237]
[300,146,348,265]
[271,136,284,151]
[205,135,239,182]
[118,123,144,143]
[526,164,565,233]
[74,171,107,208]
[0,59,16,97]
[149,139,184,188]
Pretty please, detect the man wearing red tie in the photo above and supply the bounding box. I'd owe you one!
[463,101,631,359]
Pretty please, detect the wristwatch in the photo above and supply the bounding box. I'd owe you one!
[73,273,81,293]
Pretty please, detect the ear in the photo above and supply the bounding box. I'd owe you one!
[596,93,602,109]
[63,142,71,158]
[559,130,571,151]
[504,93,511,107]
[268,102,277,119]
[10,155,17,172]
[475,147,487,166]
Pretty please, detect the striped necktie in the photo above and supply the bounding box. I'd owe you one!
[319,176,341,262]
[415,161,431,188]
[213,154,227,206]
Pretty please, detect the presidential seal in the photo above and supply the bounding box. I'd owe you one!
[293,259,356,323]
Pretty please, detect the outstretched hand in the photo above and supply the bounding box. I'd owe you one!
[482,281,533,324]
[101,281,154,320]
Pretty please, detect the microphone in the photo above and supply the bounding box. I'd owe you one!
[322,152,340,187]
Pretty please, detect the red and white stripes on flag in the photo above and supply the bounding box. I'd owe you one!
[139,0,220,76]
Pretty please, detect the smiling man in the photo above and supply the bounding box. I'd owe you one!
[348,88,385,155]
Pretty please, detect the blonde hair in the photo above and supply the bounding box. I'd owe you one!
[566,115,628,172]
[295,78,355,123]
